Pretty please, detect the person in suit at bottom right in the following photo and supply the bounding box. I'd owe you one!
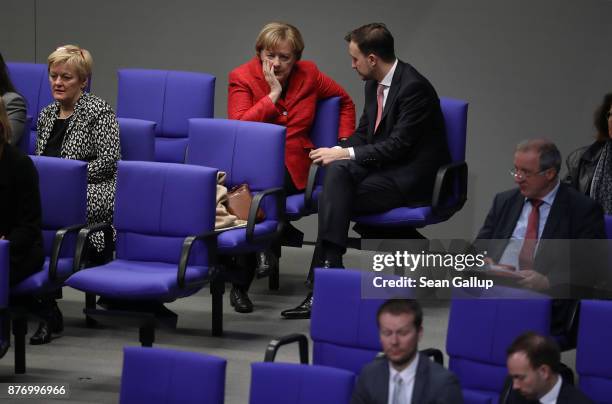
[351,299,463,404]
[503,332,594,404]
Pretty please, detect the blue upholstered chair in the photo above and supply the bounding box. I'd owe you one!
[117,117,156,161]
[264,97,341,290]
[265,268,417,375]
[605,215,612,239]
[186,119,285,288]
[0,240,9,359]
[447,289,552,404]
[120,347,226,404]
[351,97,468,239]
[66,161,220,345]
[576,299,612,403]
[15,116,32,154]
[116,69,215,163]
[250,362,354,404]
[7,62,91,154]
[9,157,87,374]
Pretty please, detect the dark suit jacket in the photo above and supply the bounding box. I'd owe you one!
[476,183,607,291]
[0,144,44,285]
[351,353,463,404]
[342,60,450,204]
[502,380,594,404]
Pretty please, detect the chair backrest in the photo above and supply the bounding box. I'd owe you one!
[604,215,612,239]
[114,161,216,265]
[309,97,340,148]
[186,118,285,219]
[439,97,468,163]
[446,293,551,404]
[576,299,612,402]
[249,362,354,404]
[120,346,226,404]
[310,268,413,375]
[6,62,54,132]
[30,156,88,258]
[117,117,156,161]
[116,69,215,163]
[15,116,32,154]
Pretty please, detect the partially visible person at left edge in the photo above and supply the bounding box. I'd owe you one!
[0,98,44,287]
[0,51,27,145]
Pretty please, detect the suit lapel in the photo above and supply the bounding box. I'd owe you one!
[502,191,526,239]
[366,80,378,142]
[411,353,427,404]
[540,184,566,240]
[377,61,403,134]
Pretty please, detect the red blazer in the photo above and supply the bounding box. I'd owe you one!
[228,57,355,190]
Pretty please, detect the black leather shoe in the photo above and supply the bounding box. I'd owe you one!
[281,293,313,319]
[322,259,344,269]
[30,302,63,345]
[230,287,254,313]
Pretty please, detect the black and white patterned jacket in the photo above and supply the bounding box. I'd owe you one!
[36,92,121,250]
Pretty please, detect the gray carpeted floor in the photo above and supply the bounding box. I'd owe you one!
[0,245,576,403]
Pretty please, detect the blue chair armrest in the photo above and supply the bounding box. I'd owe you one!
[177,230,218,289]
[73,222,114,272]
[246,187,285,243]
[264,333,309,364]
[49,223,87,281]
[303,163,320,214]
[431,161,468,217]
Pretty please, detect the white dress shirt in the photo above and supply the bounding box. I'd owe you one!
[387,353,419,404]
[345,59,399,160]
[539,375,562,404]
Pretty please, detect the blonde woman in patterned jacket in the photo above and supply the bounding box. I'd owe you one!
[32,44,120,345]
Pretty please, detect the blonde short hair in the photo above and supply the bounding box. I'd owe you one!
[255,22,304,60]
[47,44,93,82]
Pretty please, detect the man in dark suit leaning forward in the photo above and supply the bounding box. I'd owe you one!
[352,299,463,404]
[281,23,450,319]
[503,332,594,403]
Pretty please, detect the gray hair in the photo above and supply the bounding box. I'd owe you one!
[515,138,561,176]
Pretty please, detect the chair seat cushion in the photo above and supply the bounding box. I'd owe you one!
[285,187,321,220]
[217,220,278,254]
[66,259,209,300]
[353,206,437,227]
[11,257,74,296]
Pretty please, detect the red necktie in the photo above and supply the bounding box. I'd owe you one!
[374,84,385,132]
[518,199,544,270]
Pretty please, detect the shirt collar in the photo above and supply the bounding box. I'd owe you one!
[389,352,419,383]
[379,59,398,88]
[539,375,562,404]
[524,180,560,206]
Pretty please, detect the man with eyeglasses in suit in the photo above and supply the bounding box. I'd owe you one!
[476,138,607,342]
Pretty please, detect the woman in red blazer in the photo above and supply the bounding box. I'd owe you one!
[228,22,356,193]
[227,22,356,313]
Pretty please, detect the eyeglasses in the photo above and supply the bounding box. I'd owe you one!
[509,168,548,180]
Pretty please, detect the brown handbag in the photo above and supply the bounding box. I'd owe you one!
[226,184,265,223]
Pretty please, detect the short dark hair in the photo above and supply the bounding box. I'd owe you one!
[344,23,396,63]
[515,138,562,176]
[376,299,423,329]
[506,332,561,373]
[594,92,612,142]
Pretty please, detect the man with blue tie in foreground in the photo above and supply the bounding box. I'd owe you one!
[351,299,463,404]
